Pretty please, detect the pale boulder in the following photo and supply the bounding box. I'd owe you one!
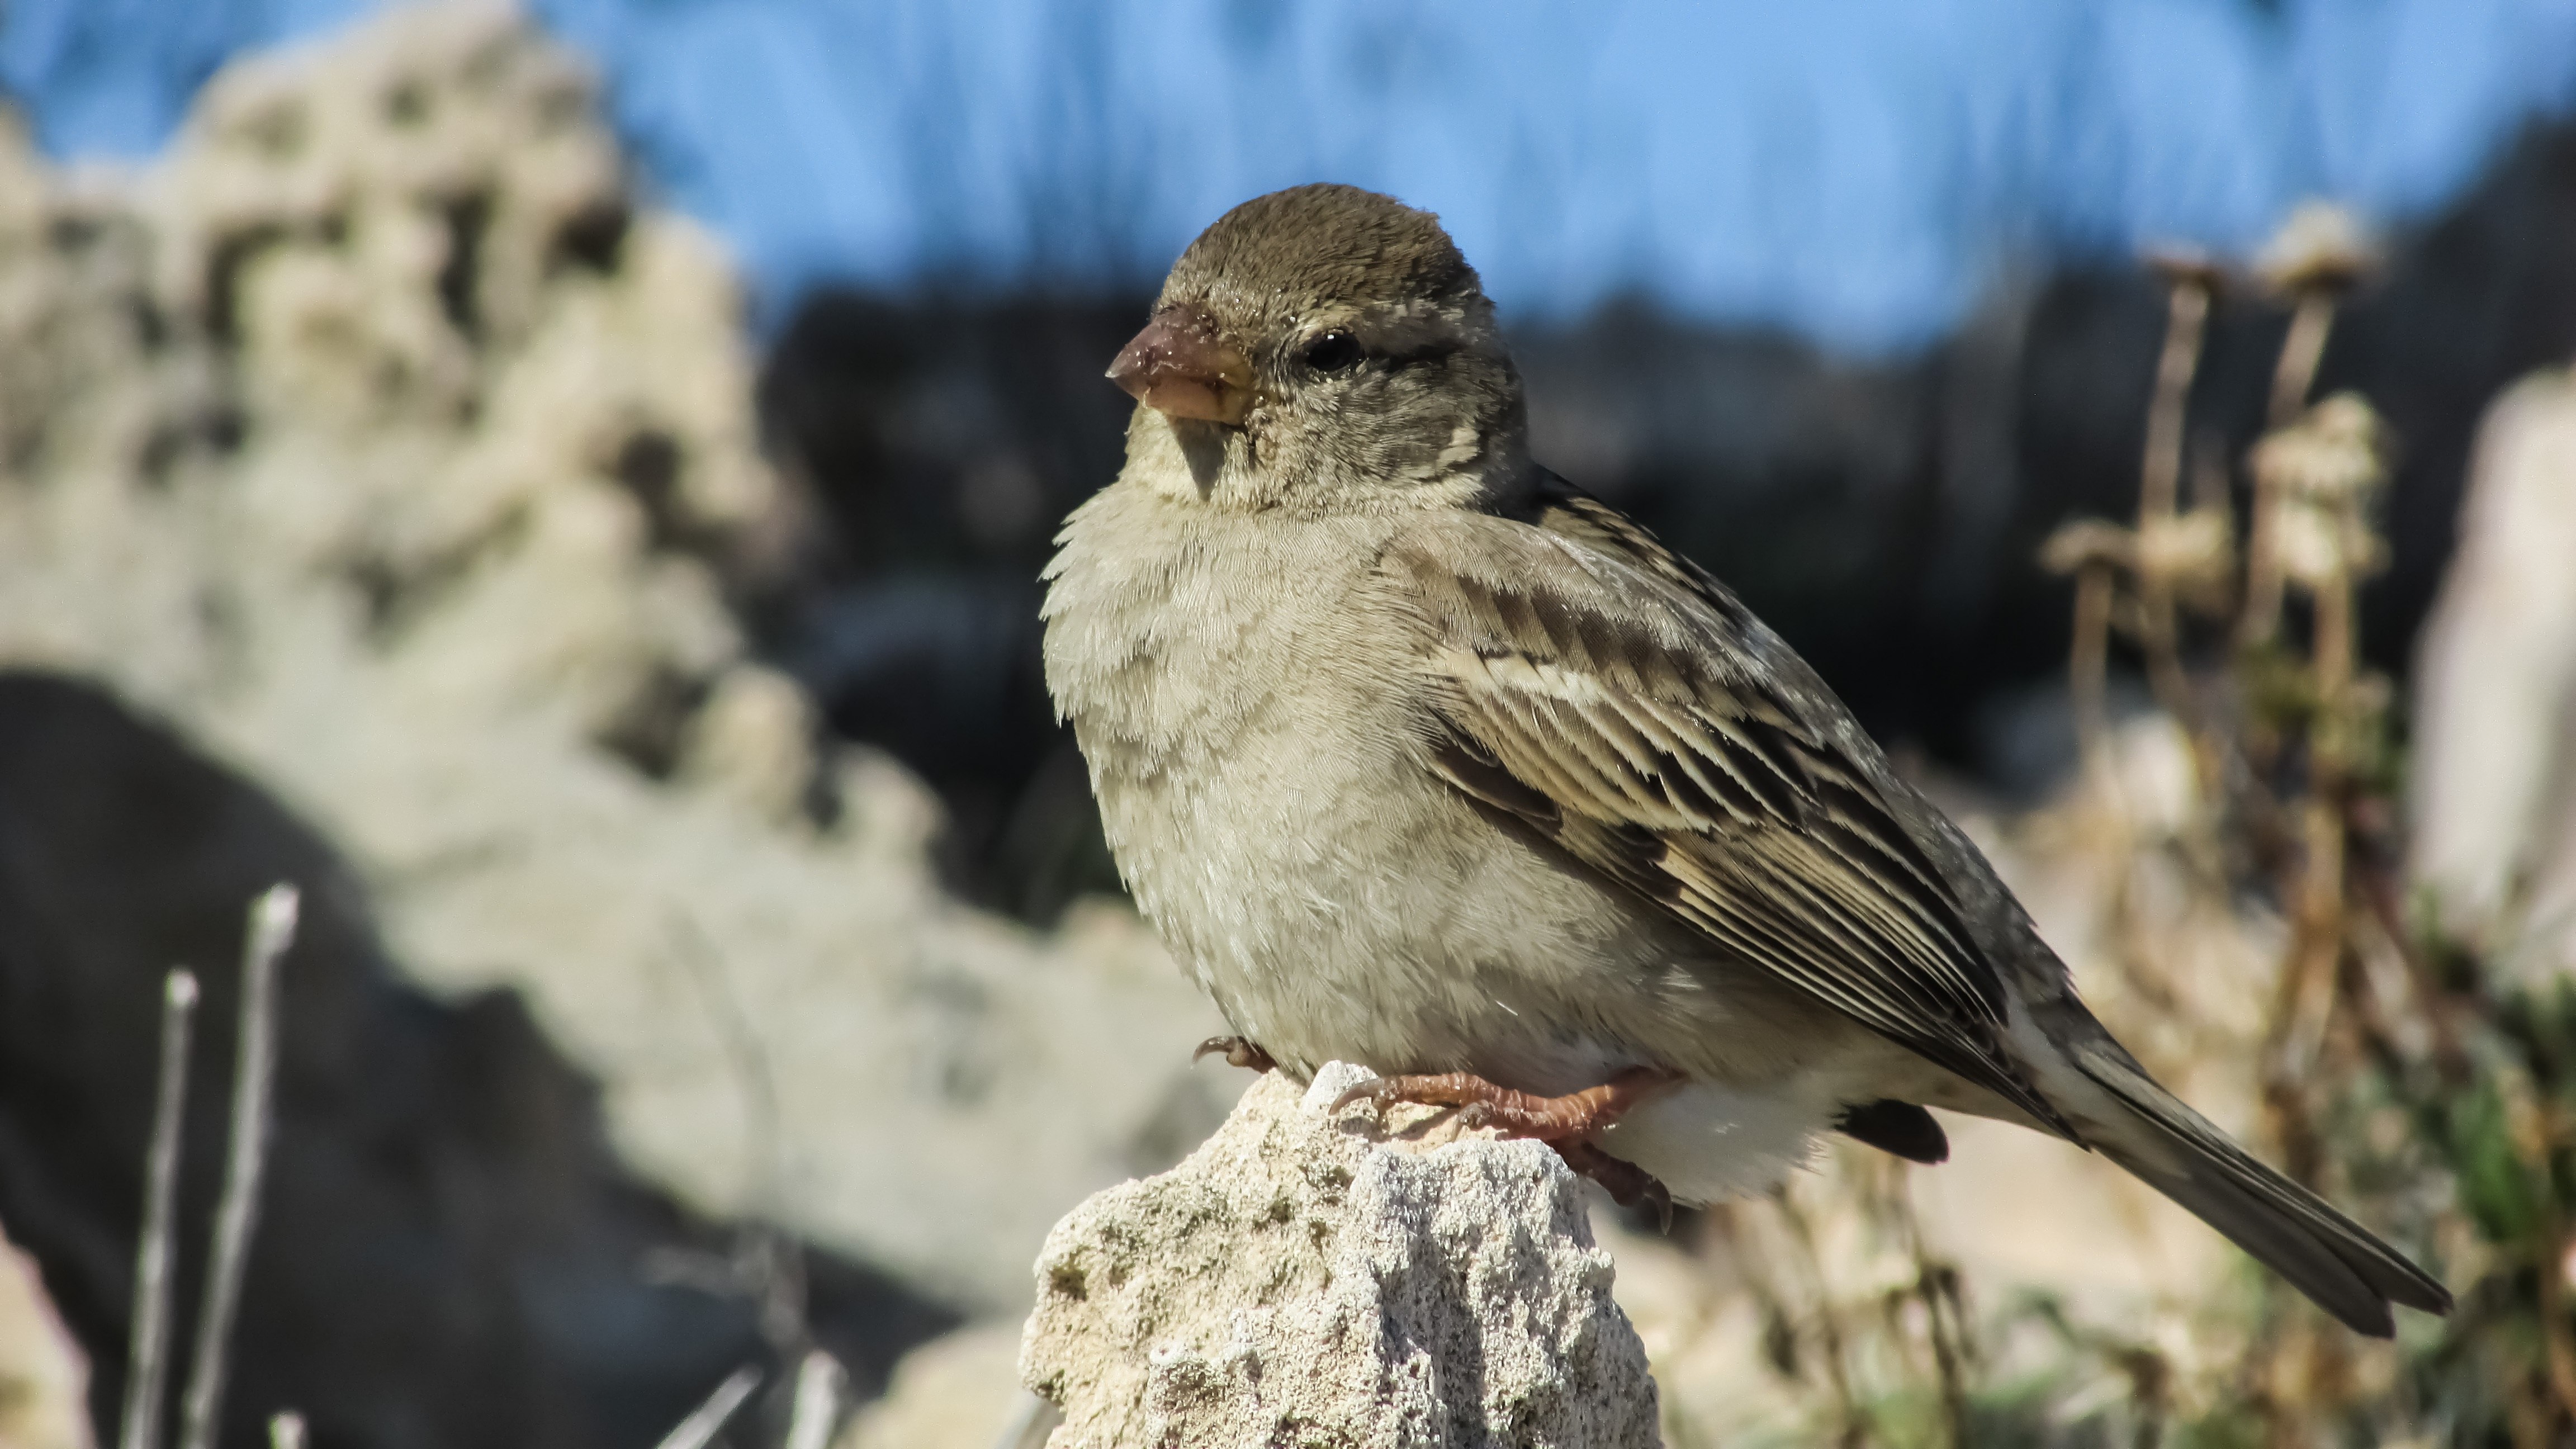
[1021,1062,1660,1448]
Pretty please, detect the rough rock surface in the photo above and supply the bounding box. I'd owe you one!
[1021,1062,1660,1448]
[0,0,1233,1312]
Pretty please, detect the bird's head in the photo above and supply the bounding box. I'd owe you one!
[1109,183,1528,514]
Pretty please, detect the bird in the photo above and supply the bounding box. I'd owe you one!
[1039,182,2450,1336]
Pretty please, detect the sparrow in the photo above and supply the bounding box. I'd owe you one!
[1040,183,2449,1336]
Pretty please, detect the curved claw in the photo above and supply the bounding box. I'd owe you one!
[1334,1071,1677,1225]
[1328,1076,1398,1116]
[1192,1036,1277,1073]
[1552,1138,1674,1230]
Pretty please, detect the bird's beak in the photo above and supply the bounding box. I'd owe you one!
[1107,306,1253,426]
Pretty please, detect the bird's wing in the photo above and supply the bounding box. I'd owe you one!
[1383,480,2061,1128]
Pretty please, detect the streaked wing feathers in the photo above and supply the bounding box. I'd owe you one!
[1393,483,2058,1127]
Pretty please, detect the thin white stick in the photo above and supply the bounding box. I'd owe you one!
[267,1411,306,1449]
[178,886,298,1449]
[655,1365,763,1449]
[119,969,200,1449]
[995,1394,1063,1449]
[782,1349,845,1449]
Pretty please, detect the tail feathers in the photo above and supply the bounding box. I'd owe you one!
[2073,1045,2451,1337]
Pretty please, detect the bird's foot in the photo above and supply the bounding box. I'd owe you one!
[1192,1035,1277,1073]
[1329,1066,1682,1140]
[1329,1067,1682,1228]
[1552,1138,1674,1232]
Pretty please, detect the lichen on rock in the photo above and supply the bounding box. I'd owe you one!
[1021,1061,1661,1448]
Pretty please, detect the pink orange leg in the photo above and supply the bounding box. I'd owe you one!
[1329,1066,1682,1225]
[1330,1066,1680,1140]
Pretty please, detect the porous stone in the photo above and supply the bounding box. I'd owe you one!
[1021,1062,1660,1448]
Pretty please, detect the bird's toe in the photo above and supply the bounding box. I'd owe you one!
[1192,1035,1277,1072]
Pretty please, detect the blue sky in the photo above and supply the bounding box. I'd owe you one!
[8,0,2576,352]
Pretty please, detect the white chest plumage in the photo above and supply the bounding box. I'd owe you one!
[1047,484,1701,1073]
[1043,479,1938,1201]
[1044,487,1417,1044]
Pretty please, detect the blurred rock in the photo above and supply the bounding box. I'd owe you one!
[0,1216,92,1449]
[2409,366,2576,977]
[0,0,1234,1335]
[1020,1063,1659,1449]
[0,671,958,1448]
[834,1322,1030,1449]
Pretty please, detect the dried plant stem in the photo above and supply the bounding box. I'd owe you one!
[2352,857,2472,1080]
[2136,275,2218,793]
[2141,277,2208,522]
[2133,297,2215,727]
[177,886,299,1449]
[656,1365,762,1449]
[782,1349,846,1449]
[2239,470,2287,650]
[2071,564,2118,804]
[2269,294,2338,430]
[2255,527,2367,1271]
[1882,1165,1973,1448]
[2290,575,2357,1076]
[2274,829,2348,1095]
[2242,294,2340,647]
[120,970,200,1449]
[2497,1067,2576,1428]
[1770,1186,1864,1443]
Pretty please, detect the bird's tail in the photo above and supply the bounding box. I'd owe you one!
[2068,1039,2451,1337]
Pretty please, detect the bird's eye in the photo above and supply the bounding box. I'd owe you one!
[1300,331,1362,373]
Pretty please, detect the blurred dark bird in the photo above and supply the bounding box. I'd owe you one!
[1040,182,2450,1336]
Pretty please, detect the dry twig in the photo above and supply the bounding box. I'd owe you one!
[782,1349,847,1449]
[656,1365,763,1449]
[119,970,200,1449]
[177,885,299,1449]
